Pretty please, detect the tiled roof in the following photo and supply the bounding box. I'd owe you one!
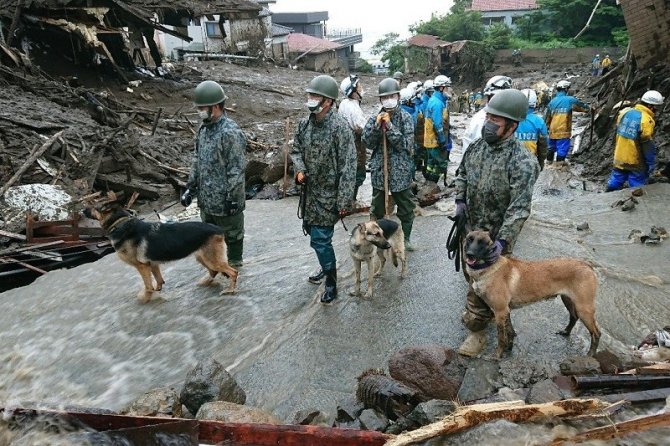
[272,23,293,37]
[287,32,340,54]
[470,0,538,12]
[407,34,449,48]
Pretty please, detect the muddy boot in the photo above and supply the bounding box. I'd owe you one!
[320,269,338,304]
[546,149,555,166]
[458,330,487,357]
[227,240,243,268]
[309,269,326,284]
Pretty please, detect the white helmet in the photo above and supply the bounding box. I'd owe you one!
[483,75,512,97]
[339,74,360,98]
[434,75,452,88]
[400,87,414,105]
[423,79,434,91]
[641,90,664,106]
[521,88,537,108]
[557,80,571,90]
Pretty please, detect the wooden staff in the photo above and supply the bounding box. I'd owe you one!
[283,117,290,198]
[382,125,390,216]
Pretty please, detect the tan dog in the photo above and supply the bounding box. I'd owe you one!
[464,230,600,358]
[84,202,237,302]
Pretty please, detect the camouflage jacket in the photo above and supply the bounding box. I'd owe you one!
[362,107,415,192]
[455,136,539,252]
[291,109,357,227]
[187,115,247,216]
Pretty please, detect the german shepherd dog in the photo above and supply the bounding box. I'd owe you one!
[84,202,238,302]
[464,230,600,358]
[349,219,407,298]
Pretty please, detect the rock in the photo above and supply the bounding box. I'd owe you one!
[621,200,636,211]
[416,182,441,206]
[406,399,457,427]
[358,408,389,432]
[1,184,73,233]
[498,358,554,389]
[180,358,246,416]
[121,386,181,417]
[292,408,330,426]
[526,379,563,404]
[254,183,281,200]
[494,387,529,403]
[337,419,362,430]
[559,356,601,376]
[196,401,280,424]
[594,350,625,374]
[245,159,269,185]
[576,222,590,231]
[181,404,195,419]
[336,395,364,423]
[631,188,644,197]
[457,358,500,402]
[388,345,465,401]
[261,152,289,184]
[356,369,423,420]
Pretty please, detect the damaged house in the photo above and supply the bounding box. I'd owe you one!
[0,0,263,82]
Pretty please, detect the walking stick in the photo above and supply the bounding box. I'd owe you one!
[283,117,290,198]
[382,124,391,217]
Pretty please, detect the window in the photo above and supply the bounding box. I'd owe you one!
[205,22,222,38]
[192,18,201,26]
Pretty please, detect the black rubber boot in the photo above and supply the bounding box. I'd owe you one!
[320,269,338,304]
[308,269,326,284]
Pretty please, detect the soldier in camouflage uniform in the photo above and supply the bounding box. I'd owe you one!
[453,89,540,357]
[362,78,416,250]
[291,75,357,304]
[182,80,247,267]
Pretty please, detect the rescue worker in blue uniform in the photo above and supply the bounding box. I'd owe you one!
[544,80,590,166]
[423,75,452,184]
[606,90,664,191]
[515,88,548,170]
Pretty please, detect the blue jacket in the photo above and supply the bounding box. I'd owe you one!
[423,90,450,149]
[401,104,418,125]
[545,91,589,139]
[515,108,548,155]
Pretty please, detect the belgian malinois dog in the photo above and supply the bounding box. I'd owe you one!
[464,230,600,358]
[84,201,238,302]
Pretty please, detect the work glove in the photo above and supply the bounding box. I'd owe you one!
[180,189,193,207]
[454,200,467,220]
[487,239,506,263]
[376,112,391,127]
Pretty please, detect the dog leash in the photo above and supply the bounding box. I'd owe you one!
[297,178,349,234]
[446,214,466,272]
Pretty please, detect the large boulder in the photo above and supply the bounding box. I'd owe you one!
[180,359,246,416]
[121,387,181,417]
[559,356,601,376]
[388,345,465,401]
[196,401,280,424]
[0,184,72,234]
[526,379,564,404]
[261,152,290,184]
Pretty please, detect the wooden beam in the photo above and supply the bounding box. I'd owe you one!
[384,399,611,446]
[0,229,26,241]
[550,412,670,445]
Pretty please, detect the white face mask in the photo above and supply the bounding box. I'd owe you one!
[198,109,211,120]
[381,98,398,110]
[306,98,324,114]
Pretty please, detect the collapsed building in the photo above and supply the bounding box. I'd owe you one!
[0,0,264,81]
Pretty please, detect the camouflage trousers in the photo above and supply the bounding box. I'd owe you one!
[460,245,494,332]
[355,137,367,189]
[200,210,245,263]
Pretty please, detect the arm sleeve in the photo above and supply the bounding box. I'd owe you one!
[498,152,540,245]
[290,119,307,176]
[336,124,357,211]
[362,115,381,150]
[536,121,549,170]
[385,113,413,154]
[454,150,469,201]
[223,128,247,200]
[641,140,657,174]
[187,138,199,190]
[352,105,368,133]
[432,102,446,145]
[573,98,589,113]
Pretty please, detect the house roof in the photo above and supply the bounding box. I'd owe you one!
[272,23,293,37]
[470,0,538,12]
[287,32,340,54]
[407,34,449,49]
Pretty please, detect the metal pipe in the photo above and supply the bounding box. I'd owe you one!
[572,375,670,391]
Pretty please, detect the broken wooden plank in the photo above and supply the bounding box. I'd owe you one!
[0,241,64,256]
[0,130,65,198]
[95,173,161,200]
[600,387,670,404]
[550,412,670,445]
[151,107,163,136]
[0,230,26,241]
[384,399,610,446]
[0,114,66,131]
[636,363,670,375]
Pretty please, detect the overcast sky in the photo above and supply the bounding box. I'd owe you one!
[270,0,455,60]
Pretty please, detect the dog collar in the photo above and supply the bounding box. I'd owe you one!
[105,216,132,233]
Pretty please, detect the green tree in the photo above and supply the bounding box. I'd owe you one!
[484,23,512,49]
[513,11,545,41]
[370,33,405,75]
[356,59,374,74]
[410,0,484,42]
[538,0,625,43]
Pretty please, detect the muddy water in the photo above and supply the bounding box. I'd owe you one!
[1,110,669,444]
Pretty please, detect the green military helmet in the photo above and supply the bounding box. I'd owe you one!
[484,88,528,122]
[393,71,404,80]
[306,75,339,100]
[377,78,401,96]
[194,80,227,106]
